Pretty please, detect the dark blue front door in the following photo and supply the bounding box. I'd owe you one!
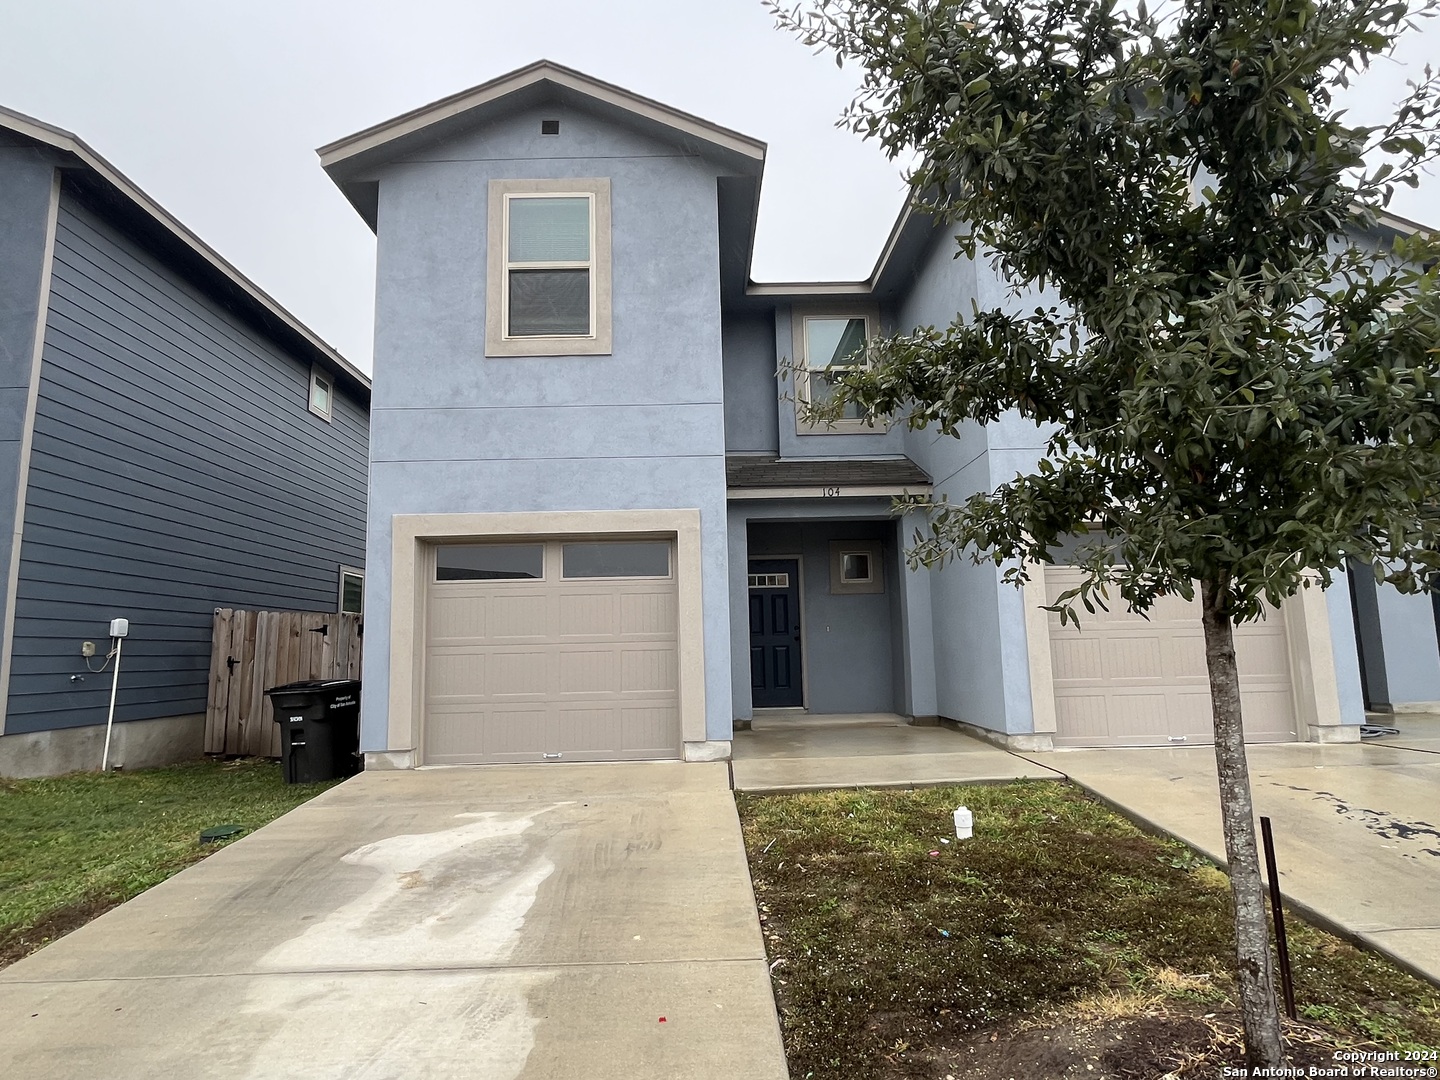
[749,559,803,708]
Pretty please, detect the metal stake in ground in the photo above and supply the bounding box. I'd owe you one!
[1260,816,1298,1021]
[100,619,130,772]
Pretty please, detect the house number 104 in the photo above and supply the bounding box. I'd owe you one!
[821,486,841,497]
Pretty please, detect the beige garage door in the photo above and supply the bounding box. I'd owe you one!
[1046,568,1297,747]
[424,538,680,764]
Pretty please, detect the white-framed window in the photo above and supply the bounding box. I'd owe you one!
[309,366,334,421]
[829,541,884,594]
[793,309,879,433]
[338,566,364,614]
[486,178,612,357]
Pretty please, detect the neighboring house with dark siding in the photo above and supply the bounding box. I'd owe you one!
[0,107,370,777]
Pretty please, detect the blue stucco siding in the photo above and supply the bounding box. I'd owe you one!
[747,518,898,714]
[361,101,735,750]
[1373,582,1440,704]
[771,304,910,459]
[728,499,920,721]
[0,142,60,694]
[4,191,368,734]
[722,313,779,453]
[893,231,1040,733]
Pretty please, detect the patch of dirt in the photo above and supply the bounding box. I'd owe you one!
[880,1004,1353,1080]
[0,898,120,969]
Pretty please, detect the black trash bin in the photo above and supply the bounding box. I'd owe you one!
[264,679,362,784]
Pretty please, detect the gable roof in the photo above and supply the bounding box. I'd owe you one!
[319,60,767,231]
[0,104,369,401]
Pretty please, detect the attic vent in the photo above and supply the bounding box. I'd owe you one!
[540,119,561,135]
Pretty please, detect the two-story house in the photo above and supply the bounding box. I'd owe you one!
[322,60,1365,769]
[0,106,370,777]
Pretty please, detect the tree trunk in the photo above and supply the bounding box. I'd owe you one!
[1200,576,1285,1069]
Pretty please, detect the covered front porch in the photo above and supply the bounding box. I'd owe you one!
[729,510,946,732]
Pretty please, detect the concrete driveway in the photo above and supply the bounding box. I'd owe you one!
[0,762,788,1080]
[1029,727,1440,984]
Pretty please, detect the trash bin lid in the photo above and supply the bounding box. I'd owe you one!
[265,679,332,696]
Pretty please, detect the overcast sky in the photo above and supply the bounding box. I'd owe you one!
[1,0,1434,372]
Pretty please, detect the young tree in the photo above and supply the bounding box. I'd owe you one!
[776,0,1440,1067]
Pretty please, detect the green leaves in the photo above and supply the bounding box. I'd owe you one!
[773,0,1440,622]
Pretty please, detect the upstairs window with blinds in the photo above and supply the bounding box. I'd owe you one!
[486,178,611,357]
[504,193,594,337]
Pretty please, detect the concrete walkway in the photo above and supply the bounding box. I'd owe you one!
[0,763,788,1080]
[1383,710,1440,755]
[732,713,1061,792]
[1032,739,1440,984]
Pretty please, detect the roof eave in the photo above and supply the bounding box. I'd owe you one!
[0,105,369,397]
[1374,209,1435,238]
[743,200,934,301]
[318,59,766,176]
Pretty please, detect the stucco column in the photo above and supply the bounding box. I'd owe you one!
[897,511,938,719]
[727,507,753,724]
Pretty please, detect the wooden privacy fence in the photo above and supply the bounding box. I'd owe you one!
[205,608,362,758]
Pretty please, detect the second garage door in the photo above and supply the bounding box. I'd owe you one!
[424,538,680,764]
[1046,567,1297,747]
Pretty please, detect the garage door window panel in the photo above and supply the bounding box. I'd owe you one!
[436,544,545,581]
[562,541,670,579]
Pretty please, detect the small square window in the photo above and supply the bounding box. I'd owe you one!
[339,568,364,615]
[841,552,872,583]
[309,366,334,421]
[829,541,883,594]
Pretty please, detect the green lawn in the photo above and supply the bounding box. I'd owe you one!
[0,758,339,965]
[739,781,1440,1080]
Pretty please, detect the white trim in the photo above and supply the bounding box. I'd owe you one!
[318,60,767,170]
[792,307,883,435]
[748,573,789,588]
[501,190,597,340]
[0,170,61,737]
[727,485,931,501]
[0,106,367,392]
[838,550,874,584]
[748,281,874,297]
[1375,210,1432,237]
[745,205,919,299]
[308,365,334,421]
[338,566,364,615]
[389,510,707,761]
[828,540,884,595]
[486,178,612,357]
[1281,573,1347,739]
[1021,566,1058,736]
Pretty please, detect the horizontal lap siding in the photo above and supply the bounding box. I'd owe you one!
[5,194,368,734]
